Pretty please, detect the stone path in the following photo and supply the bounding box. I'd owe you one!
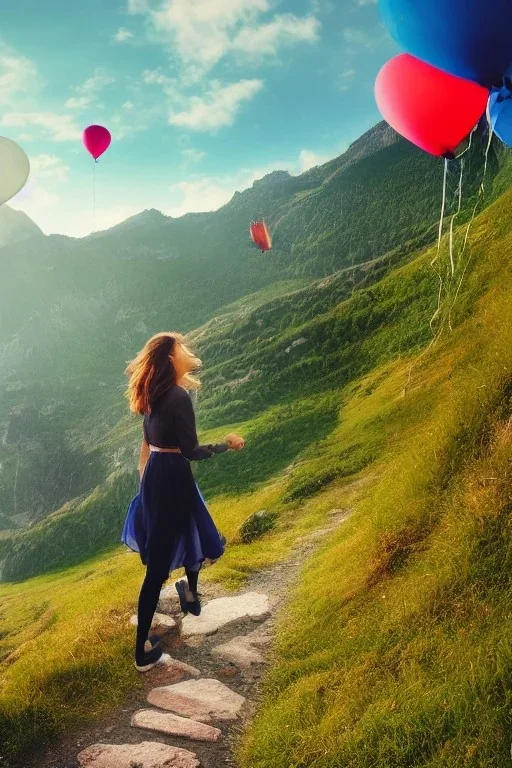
[26,503,356,768]
[76,589,271,768]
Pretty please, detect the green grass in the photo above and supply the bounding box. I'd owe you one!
[3,153,512,765]
[237,188,512,767]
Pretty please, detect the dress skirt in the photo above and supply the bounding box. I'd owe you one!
[121,452,225,574]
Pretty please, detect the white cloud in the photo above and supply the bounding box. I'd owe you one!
[0,112,81,142]
[181,148,207,162]
[65,96,91,110]
[357,0,377,5]
[151,0,268,74]
[298,149,330,172]
[30,154,70,182]
[122,100,135,110]
[169,78,263,131]
[142,68,180,98]
[232,13,320,57]
[66,69,115,111]
[114,27,134,42]
[131,0,320,78]
[0,50,41,106]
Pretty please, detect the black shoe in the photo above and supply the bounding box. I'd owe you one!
[187,592,202,617]
[175,579,202,617]
[134,644,168,672]
[175,580,189,614]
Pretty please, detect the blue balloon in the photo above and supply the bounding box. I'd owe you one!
[490,89,512,147]
[380,0,512,88]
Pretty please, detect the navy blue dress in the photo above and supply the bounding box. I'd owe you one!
[121,385,227,575]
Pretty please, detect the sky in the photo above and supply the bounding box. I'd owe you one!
[1,0,398,237]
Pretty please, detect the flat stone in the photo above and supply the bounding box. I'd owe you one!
[181,592,270,637]
[77,741,199,768]
[147,678,246,722]
[157,656,201,678]
[183,635,206,649]
[211,634,266,669]
[131,709,222,742]
[158,585,180,614]
[130,612,176,630]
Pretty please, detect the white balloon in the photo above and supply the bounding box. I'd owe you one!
[0,137,30,206]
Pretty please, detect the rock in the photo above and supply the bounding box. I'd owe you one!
[130,612,176,631]
[157,656,201,678]
[158,585,179,614]
[131,709,222,742]
[218,665,239,679]
[147,678,246,722]
[239,510,278,543]
[183,635,206,649]
[211,634,266,669]
[181,592,270,637]
[77,741,199,768]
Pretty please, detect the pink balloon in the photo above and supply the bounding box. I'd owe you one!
[375,54,489,158]
[82,125,111,161]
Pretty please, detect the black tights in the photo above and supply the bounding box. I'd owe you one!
[135,562,201,664]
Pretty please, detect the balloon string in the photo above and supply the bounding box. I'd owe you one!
[432,157,448,266]
[481,99,494,194]
[448,104,494,331]
[404,110,492,395]
[429,157,448,331]
[93,160,96,233]
[448,159,464,276]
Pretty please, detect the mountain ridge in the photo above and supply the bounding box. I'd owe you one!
[0,119,504,538]
[0,206,44,249]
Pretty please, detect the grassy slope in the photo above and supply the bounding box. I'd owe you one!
[238,187,512,767]
[0,126,495,530]
[2,169,512,763]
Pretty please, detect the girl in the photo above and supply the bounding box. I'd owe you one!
[122,332,244,672]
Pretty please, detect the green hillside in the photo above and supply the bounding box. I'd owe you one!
[238,183,512,768]
[0,121,501,534]
[2,147,512,765]
[0,121,507,580]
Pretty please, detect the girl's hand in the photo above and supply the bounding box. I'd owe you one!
[225,432,245,451]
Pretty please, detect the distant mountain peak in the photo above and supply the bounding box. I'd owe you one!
[92,207,169,237]
[252,170,292,188]
[0,206,44,249]
[126,208,168,224]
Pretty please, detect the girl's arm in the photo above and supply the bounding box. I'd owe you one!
[174,388,230,461]
[138,438,150,479]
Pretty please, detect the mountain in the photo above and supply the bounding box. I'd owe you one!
[0,121,506,542]
[0,206,43,249]
[93,207,169,236]
[3,121,512,767]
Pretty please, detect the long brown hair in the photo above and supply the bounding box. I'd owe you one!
[124,332,200,414]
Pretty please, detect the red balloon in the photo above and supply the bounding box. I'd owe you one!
[82,125,111,161]
[375,54,489,158]
[250,221,272,252]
